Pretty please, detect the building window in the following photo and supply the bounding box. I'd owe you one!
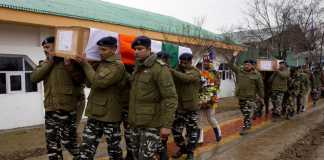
[10,75,22,91]
[0,73,6,94]
[219,63,234,81]
[0,54,38,94]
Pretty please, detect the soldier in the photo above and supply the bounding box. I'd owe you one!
[75,36,126,160]
[156,51,172,160]
[31,36,84,160]
[285,67,301,119]
[297,67,311,113]
[251,59,265,119]
[222,52,264,135]
[64,60,86,143]
[157,51,170,65]
[128,36,178,160]
[310,66,322,107]
[268,61,289,120]
[171,53,202,160]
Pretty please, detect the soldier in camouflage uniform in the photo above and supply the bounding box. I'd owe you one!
[285,67,302,119]
[171,53,202,160]
[297,67,311,113]
[223,52,264,135]
[268,61,289,120]
[310,66,322,107]
[156,51,172,160]
[251,60,265,119]
[75,37,126,160]
[31,37,84,160]
[128,36,178,160]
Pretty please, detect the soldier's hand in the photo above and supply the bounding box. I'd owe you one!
[75,53,87,63]
[160,128,171,140]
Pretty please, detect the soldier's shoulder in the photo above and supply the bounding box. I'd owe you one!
[155,59,167,66]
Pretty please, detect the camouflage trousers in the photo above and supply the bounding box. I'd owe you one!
[45,110,79,160]
[239,99,257,129]
[254,97,264,118]
[172,111,200,154]
[80,119,122,160]
[128,128,163,160]
[271,91,285,117]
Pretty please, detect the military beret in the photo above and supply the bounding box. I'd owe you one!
[157,51,170,59]
[179,53,193,61]
[279,61,287,65]
[97,36,117,47]
[42,36,55,46]
[131,36,151,49]
[250,59,257,65]
[243,59,254,64]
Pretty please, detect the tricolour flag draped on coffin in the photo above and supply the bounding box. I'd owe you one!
[85,28,192,66]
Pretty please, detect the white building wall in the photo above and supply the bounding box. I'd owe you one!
[0,23,49,130]
[214,55,236,98]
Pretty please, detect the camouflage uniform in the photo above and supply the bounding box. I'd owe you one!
[128,54,178,160]
[284,76,301,118]
[310,70,321,107]
[172,111,200,152]
[171,64,201,156]
[254,70,264,118]
[80,119,122,160]
[128,128,163,160]
[45,111,79,160]
[297,72,310,113]
[268,69,289,118]
[228,58,264,132]
[31,58,84,160]
[79,55,126,160]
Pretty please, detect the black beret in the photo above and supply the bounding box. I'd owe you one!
[243,59,254,64]
[157,51,170,59]
[131,36,151,49]
[42,36,55,46]
[179,53,193,61]
[279,61,287,65]
[97,36,117,47]
[250,59,257,65]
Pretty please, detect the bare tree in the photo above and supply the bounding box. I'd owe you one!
[244,0,324,61]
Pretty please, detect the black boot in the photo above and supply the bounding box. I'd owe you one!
[213,128,222,142]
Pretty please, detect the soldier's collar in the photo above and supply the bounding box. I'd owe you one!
[143,53,157,67]
[104,55,117,62]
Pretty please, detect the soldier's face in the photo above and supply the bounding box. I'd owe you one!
[243,63,253,71]
[99,46,116,60]
[134,45,151,61]
[43,43,54,55]
[180,59,192,68]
